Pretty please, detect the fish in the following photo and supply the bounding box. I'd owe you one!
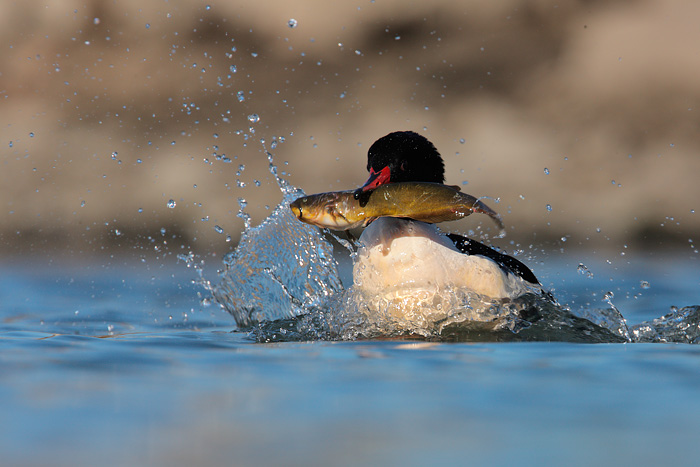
[289,182,504,232]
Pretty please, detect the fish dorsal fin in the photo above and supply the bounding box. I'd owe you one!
[446,185,461,192]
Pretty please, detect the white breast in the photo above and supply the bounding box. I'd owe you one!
[353,218,528,300]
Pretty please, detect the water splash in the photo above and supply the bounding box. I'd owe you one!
[630,306,700,344]
[201,144,700,344]
[249,290,628,344]
[210,187,343,328]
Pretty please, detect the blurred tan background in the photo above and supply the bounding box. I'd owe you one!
[2,0,699,258]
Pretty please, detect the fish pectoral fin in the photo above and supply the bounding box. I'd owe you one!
[362,217,378,228]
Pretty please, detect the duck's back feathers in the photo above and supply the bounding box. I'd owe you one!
[446,233,540,285]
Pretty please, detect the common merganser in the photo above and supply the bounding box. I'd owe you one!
[352,131,542,312]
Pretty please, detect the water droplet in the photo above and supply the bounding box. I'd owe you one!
[9,141,13,148]
[229,65,237,73]
[546,204,552,212]
[640,280,651,289]
[160,227,166,235]
[544,168,549,175]
[80,200,86,207]
[167,199,176,208]
[214,225,224,234]
[247,113,260,123]
[145,23,150,29]
[577,263,594,278]
[237,91,245,102]
[93,17,100,25]
[355,49,362,55]
[29,132,35,138]
[604,291,614,301]
[459,138,465,144]
[288,18,298,28]
[111,151,118,160]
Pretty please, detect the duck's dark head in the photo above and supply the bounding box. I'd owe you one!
[354,131,445,199]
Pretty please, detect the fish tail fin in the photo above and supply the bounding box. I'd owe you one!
[472,201,506,236]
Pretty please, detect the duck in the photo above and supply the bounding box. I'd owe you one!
[351,131,543,318]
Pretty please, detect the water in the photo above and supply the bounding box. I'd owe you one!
[3,190,700,466]
[1,249,700,465]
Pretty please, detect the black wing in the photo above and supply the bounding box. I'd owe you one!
[447,233,540,285]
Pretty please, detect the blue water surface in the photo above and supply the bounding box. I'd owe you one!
[1,252,699,466]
